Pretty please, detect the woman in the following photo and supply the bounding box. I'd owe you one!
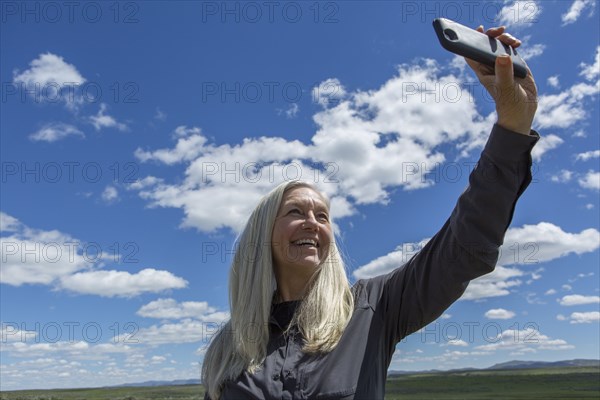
[203,25,539,399]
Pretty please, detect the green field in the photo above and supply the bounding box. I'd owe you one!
[1,366,598,400]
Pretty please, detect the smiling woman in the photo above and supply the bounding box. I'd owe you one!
[201,26,540,400]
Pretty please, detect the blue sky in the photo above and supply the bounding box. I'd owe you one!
[1,0,599,391]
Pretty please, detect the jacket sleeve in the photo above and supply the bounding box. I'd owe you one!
[359,124,539,350]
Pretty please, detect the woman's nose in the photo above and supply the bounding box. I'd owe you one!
[302,213,318,229]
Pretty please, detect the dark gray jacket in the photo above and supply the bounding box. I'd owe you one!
[209,124,540,400]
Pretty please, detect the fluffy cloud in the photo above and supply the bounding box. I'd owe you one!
[29,122,84,142]
[558,295,600,306]
[135,129,209,165]
[1,215,89,286]
[0,212,21,232]
[580,46,600,81]
[535,48,600,130]
[531,134,563,161]
[89,103,128,131]
[485,308,516,319]
[13,53,85,111]
[130,61,501,234]
[475,327,573,353]
[462,266,523,300]
[123,317,228,346]
[578,171,600,190]
[59,269,188,298]
[551,170,573,183]
[562,0,596,25]
[101,186,119,203]
[517,43,546,60]
[352,239,429,279]
[498,222,600,266]
[352,222,599,301]
[312,78,347,107]
[575,150,600,161]
[0,213,187,297]
[535,80,599,129]
[496,1,542,27]
[569,311,600,324]
[547,76,560,88]
[137,298,227,320]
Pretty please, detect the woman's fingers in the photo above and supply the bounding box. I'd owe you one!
[498,33,522,48]
[480,25,522,48]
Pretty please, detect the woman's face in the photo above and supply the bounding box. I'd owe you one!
[271,186,333,278]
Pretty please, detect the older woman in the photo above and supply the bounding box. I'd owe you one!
[202,25,539,400]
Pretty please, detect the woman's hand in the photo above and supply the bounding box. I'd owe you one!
[464,26,538,136]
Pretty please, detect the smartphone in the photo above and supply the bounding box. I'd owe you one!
[432,18,528,78]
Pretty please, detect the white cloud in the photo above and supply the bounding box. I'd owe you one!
[485,308,516,319]
[475,327,573,353]
[498,222,600,266]
[578,171,600,190]
[0,212,22,232]
[462,266,523,300]
[531,134,563,161]
[0,213,186,297]
[559,295,600,306]
[172,125,201,138]
[312,78,347,107]
[352,239,429,279]
[1,325,38,342]
[562,0,596,25]
[562,284,573,291]
[123,317,228,346]
[570,311,600,324]
[13,53,85,111]
[496,1,542,27]
[576,150,600,161]
[130,60,503,234]
[59,268,188,298]
[352,222,599,301]
[137,298,224,320]
[545,289,556,295]
[550,170,573,183]
[1,340,134,358]
[580,47,600,80]
[0,214,90,286]
[135,131,209,165]
[89,103,128,131]
[13,53,84,87]
[29,122,84,142]
[442,339,469,347]
[126,176,165,191]
[535,79,600,129]
[277,103,299,119]
[150,355,166,363]
[101,186,119,203]
[547,76,560,88]
[518,43,545,60]
[286,103,299,118]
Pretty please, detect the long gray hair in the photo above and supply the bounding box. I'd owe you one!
[201,180,354,399]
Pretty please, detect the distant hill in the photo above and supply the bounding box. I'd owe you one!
[108,379,200,388]
[107,359,599,388]
[488,359,600,370]
[388,359,599,376]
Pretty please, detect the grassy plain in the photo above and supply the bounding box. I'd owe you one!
[1,366,598,400]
